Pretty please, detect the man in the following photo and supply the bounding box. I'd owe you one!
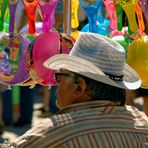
[5,33,148,147]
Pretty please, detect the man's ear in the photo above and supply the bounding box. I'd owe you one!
[75,77,87,96]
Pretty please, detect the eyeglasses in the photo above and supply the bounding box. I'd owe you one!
[54,72,71,83]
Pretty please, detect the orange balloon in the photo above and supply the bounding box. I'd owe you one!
[127,36,148,88]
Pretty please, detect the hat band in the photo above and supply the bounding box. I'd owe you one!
[105,73,124,81]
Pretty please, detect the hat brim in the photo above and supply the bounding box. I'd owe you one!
[43,54,141,90]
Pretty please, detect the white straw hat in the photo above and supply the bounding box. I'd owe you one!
[44,32,141,90]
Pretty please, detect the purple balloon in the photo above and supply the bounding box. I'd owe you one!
[0,32,30,85]
[10,36,30,84]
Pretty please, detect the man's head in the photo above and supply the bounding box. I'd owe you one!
[44,32,141,109]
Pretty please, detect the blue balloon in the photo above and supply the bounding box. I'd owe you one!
[80,0,110,36]
[81,19,110,36]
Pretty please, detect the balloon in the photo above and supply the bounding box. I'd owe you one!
[71,0,79,29]
[26,32,75,86]
[114,2,123,31]
[97,0,104,23]
[26,31,60,86]
[102,0,117,30]
[8,0,19,33]
[37,0,59,33]
[110,29,124,37]
[118,0,138,33]
[136,3,145,32]
[71,30,80,40]
[3,22,9,32]
[0,0,8,31]
[138,0,148,34]
[19,22,43,34]
[22,0,38,34]
[112,35,130,52]
[81,19,110,35]
[23,33,36,41]
[80,0,109,35]
[127,36,148,88]
[0,32,30,85]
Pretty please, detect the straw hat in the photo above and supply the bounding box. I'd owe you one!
[44,32,141,90]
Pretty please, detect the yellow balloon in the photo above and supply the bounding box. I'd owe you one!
[71,30,80,40]
[127,36,148,88]
[71,0,79,28]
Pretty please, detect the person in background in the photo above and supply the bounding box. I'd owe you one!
[6,32,148,147]
[1,89,13,127]
[0,84,8,136]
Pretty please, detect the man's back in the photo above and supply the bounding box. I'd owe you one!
[11,101,148,148]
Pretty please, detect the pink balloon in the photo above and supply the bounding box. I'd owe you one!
[102,0,118,30]
[25,32,75,86]
[33,31,60,86]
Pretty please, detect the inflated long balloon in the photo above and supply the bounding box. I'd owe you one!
[22,0,38,34]
[0,0,8,31]
[102,0,117,30]
[113,0,123,31]
[71,0,80,39]
[37,0,58,32]
[8,0,19,33]
[80,0,101,32]
[136,3,145,32]
[97,0,104,23]
[119,0,138,33]
[71,0,79,29]
[138,0,148,34]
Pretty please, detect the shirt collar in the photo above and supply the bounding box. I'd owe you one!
[59,100,120,114]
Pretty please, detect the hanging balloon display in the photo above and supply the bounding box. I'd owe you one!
[0,32,30,85]
[25,0,60,86]
[127,35,148,88]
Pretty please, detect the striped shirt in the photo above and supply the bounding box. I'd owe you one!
[7,101,148,148]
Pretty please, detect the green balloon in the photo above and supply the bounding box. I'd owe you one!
[23,34,36,41]
[0,0,8,31]
[112,36,130,56]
